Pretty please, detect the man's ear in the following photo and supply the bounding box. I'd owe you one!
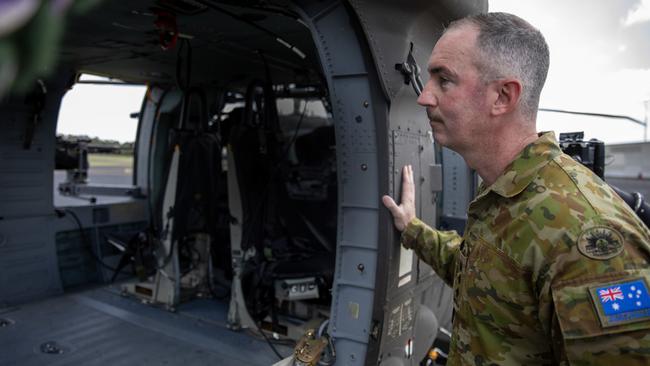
[491,79,522,116]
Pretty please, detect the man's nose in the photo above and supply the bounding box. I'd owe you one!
[417,81,437,107]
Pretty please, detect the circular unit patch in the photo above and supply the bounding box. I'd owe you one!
[577,226,624,260]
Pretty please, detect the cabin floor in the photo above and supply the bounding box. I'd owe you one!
[0,285,292,366]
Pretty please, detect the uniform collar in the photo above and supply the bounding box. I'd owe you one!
[474,132,562,201]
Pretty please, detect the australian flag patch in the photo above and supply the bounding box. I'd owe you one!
[589,278,650,327]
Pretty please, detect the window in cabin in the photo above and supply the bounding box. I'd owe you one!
[54,74,146,206]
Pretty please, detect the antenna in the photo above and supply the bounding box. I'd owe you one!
[539,107,648,142]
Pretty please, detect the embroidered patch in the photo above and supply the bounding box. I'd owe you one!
[577,226,623,260]
[589,278,650,327]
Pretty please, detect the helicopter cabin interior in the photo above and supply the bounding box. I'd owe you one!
[0,1,488,365]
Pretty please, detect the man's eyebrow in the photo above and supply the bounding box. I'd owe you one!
[428,66,455,77]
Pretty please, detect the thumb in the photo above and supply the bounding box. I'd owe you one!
[382,195,399,214]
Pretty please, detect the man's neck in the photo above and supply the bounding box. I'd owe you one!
[464,127,539,187]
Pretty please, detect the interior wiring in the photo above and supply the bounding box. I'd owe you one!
[254,319,286,361]
[280,98,308,161]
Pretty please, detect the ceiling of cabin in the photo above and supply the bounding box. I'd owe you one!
[59,0,322,88]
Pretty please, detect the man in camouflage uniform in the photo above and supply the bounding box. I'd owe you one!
[382,12,650,365]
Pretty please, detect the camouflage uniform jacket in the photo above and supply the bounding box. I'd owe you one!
[401,132,650,365]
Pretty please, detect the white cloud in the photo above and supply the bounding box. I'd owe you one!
[608,69,650,103]
[623,0,650,26]
[57,83,145,143]
[489,0,650,142]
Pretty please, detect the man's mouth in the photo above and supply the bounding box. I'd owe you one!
[427,110,443,125]
[429,117,444,128]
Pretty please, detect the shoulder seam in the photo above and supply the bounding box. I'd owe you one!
[548,156,600,215]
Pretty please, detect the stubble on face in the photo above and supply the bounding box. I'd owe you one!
[424,26,489,153]
[427,108,444,130]
[427,108,447,144]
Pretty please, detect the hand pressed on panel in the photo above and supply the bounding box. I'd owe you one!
[382,165,416,232]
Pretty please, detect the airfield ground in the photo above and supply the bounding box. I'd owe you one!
[54,154,650,210]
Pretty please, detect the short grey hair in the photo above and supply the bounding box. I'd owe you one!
[448,12,550,119]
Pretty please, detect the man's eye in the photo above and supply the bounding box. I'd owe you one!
[439,77,451,87]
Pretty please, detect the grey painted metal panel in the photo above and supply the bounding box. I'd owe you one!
[296,1,385,364]
[54,200,148,283]
[0,88,63,217]
[0,75,71,306]
[379,55,459,366]
[418,133,437,225]
[441,148,475,220]
[331,286,375,343]
[0,216,62,306]
[297,1,482,364]
[341,208,379,248]
[338,246,378,290]
[346,0,488,100]
[331,76,376,153]
[341,153,379,207]
[0,71,150,306]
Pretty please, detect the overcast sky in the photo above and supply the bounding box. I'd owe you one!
[57,1,650,144]
[491,0,650,143]
[57,82,145,143]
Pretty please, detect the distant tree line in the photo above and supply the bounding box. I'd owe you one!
[57,134,134,154]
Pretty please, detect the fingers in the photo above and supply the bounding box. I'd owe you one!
[402,165,413,185]
[384,165,417,232]
[401,165,415,203]
[400,165,416,227]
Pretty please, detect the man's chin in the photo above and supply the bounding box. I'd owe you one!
[431,132,460,152]
[430,121,445,132]
[430,128,447,145]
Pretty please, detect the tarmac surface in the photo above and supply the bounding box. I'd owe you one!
[54,165,136,207]
[53,156,650,210]
[54,166,133,186]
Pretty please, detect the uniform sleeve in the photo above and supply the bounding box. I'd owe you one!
[534,224,650,365]
[544,273,650,366]
[400,217,462,287]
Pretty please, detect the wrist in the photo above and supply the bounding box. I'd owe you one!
[400,217,422,249]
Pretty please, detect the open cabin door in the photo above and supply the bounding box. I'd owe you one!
[298,1,485,365]
[0,73,152,306]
